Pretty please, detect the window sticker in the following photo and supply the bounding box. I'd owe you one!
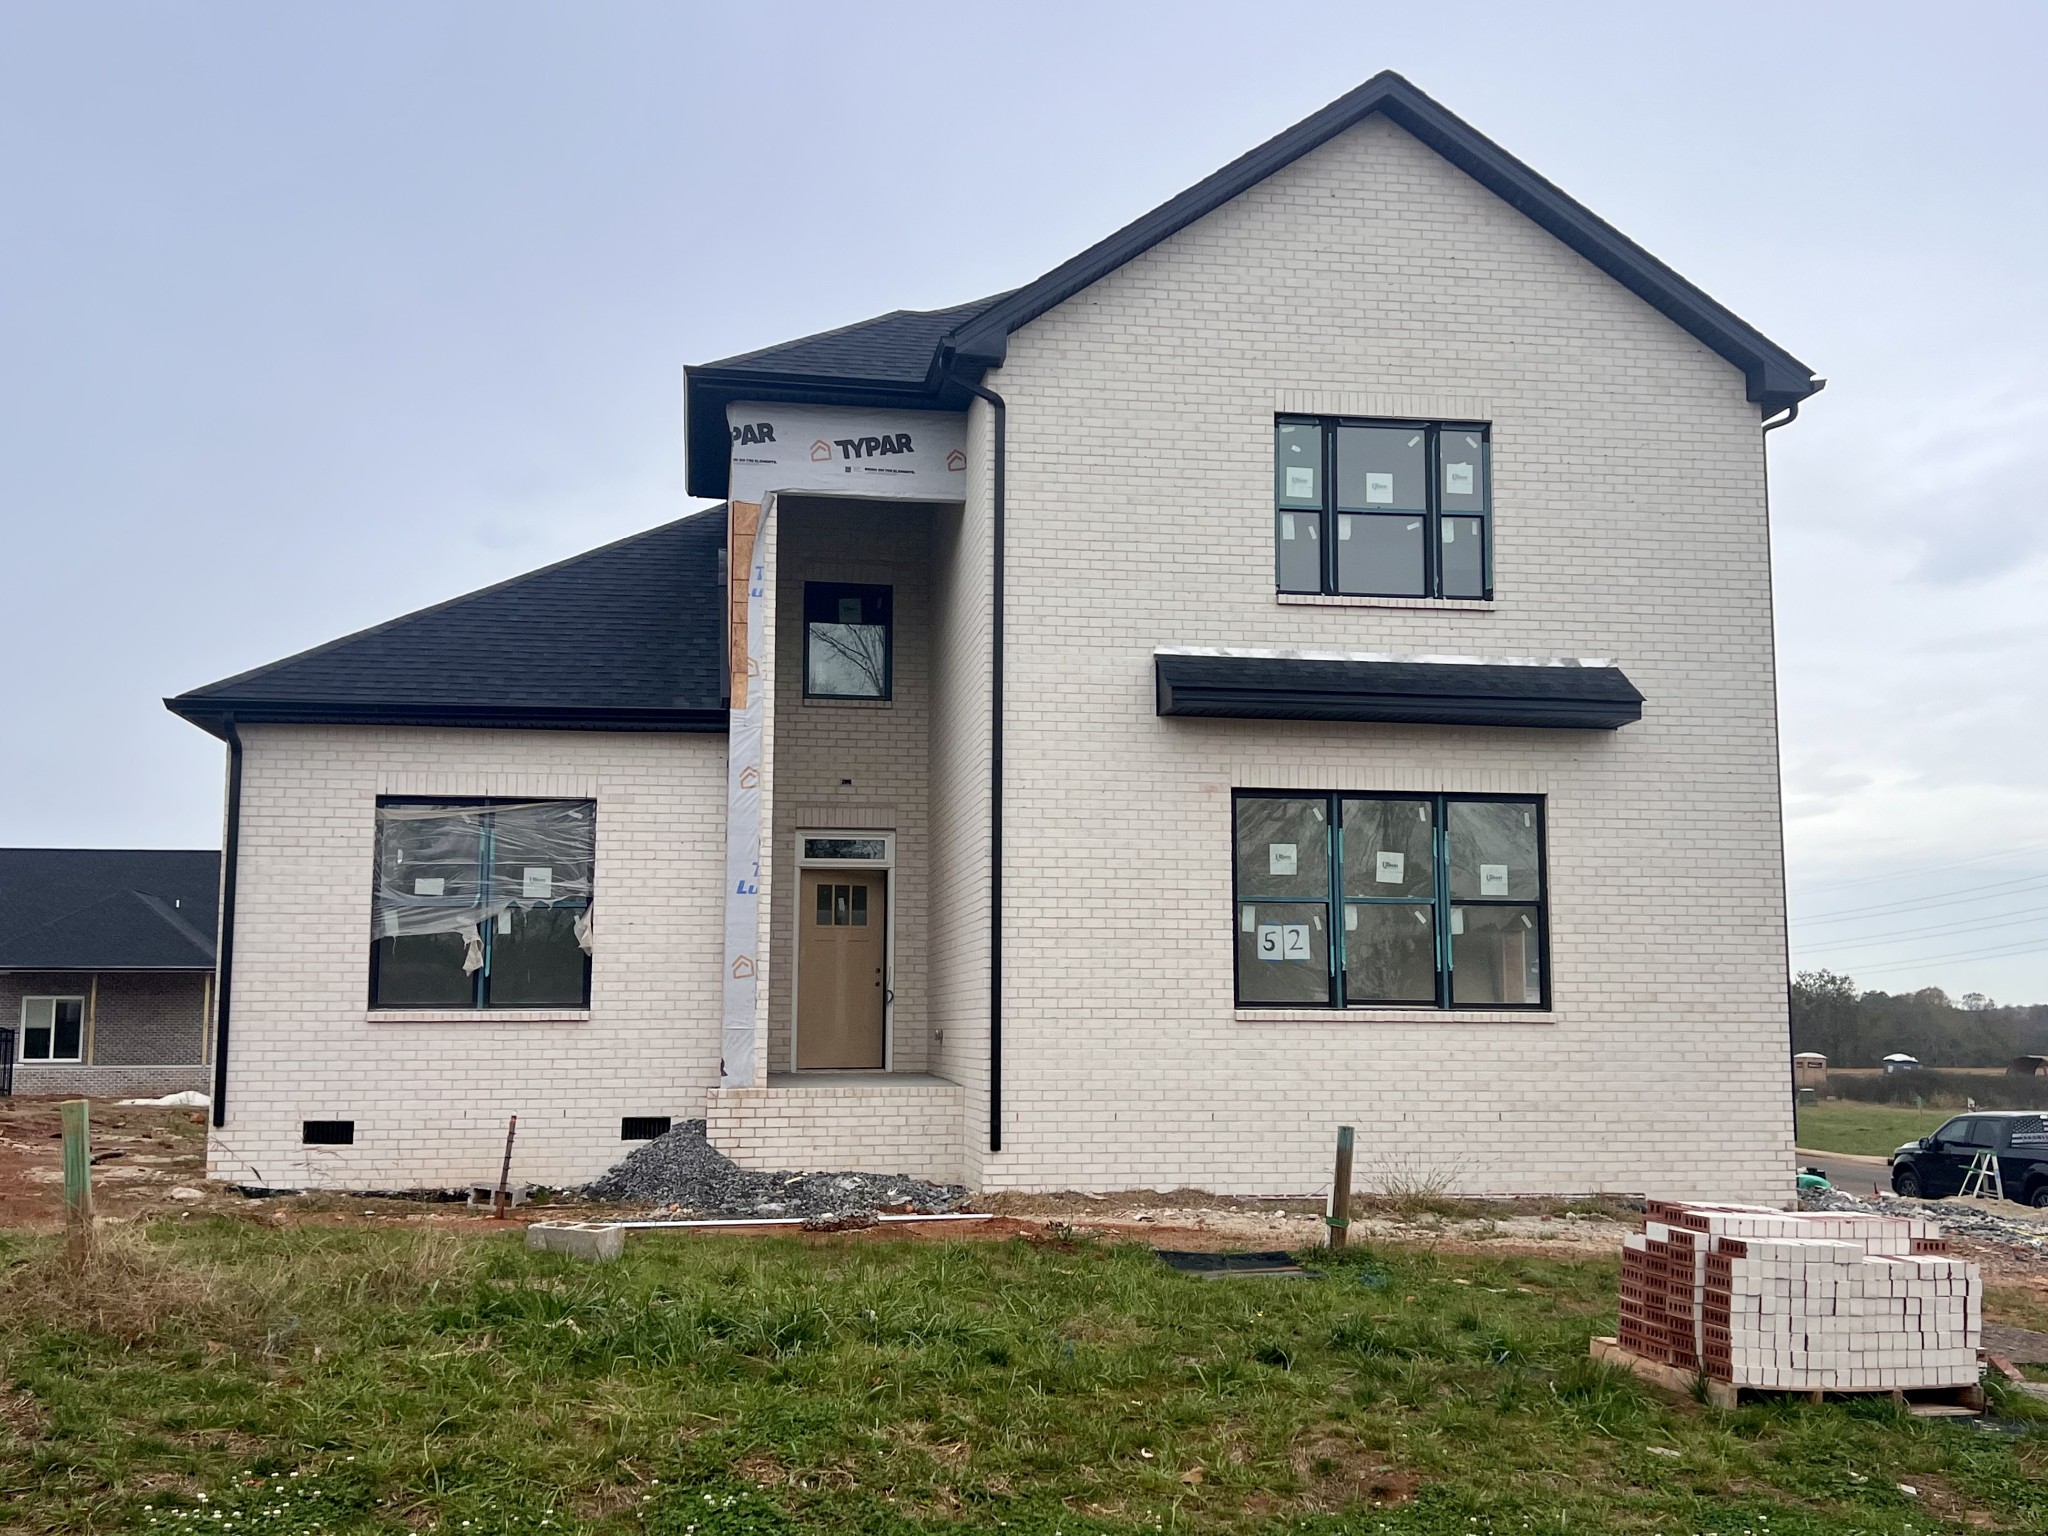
[497,909,513,934]
[1442,522,1456,543]
[1269,843,1298,876]
[1365,471,1394,504]
[1480,864,1510,896]
[522,867,553,898]
[1345,906,1358,931]
[1285,466,1316,500]
[1338,518,1351,540]
[1375,851,1405,884]
[1257,924,1312,960]
[1445,461,1475,496]
[1241,904,1257,932]
[1281,513,1296,541]
[838,597,862,623]
[1451,908,1465,935]
[413,877,446,896]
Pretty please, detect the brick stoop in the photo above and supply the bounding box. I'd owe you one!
[707,1073,965,1185]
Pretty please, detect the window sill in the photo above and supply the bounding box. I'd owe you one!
[367,1009,591,1024]
[1235,1008,1554,1024]
[801,696,894,710]
[1277,594,1496,612]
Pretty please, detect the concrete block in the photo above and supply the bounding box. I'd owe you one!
[525,1221,626,1263]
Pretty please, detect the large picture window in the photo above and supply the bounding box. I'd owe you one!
[370,799,595,1010]
[803,582,893,700]
[1233,792,1547,1010]
[1274,418,1491,599]
[20,997,85,1061]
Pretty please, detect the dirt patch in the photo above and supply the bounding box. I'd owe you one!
[0,1096,213,1231]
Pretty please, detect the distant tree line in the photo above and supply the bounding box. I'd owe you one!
[1791,969,2048,1068]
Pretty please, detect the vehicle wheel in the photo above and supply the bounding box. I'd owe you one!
[2031,1183,2048,1209]
[1892,1166,1922,1200]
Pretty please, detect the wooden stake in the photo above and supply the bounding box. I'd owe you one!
[493,1114,518,1218]
[62,1099,92,1260]
[1328,1124,1354,1250]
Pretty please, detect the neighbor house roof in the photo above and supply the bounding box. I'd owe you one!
[166,508,730,738]
[685,70,1822,498]
[0,848,220,971]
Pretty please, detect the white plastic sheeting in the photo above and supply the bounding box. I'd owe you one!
[372,801,595,961]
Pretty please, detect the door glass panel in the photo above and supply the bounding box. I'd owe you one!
[1343,903,1437,1004]
[834,886,850,925]
[1439,430,1489,513]
[1336,425,1427,512]
[1235,797,1329,899]
[1447,801,1541,900]
[1275,509,1322,592]
[1441,515,1486,598]
[816,883,833,925]
[1449,905,1543,1005]
[488,907,588,1008]
[1236,902,1330,1005]
[373,932,476,1007]
[1335,514,1427,596]
[1274,421,1322,507]
[850,884,869,925]
[1341,798,1435,899]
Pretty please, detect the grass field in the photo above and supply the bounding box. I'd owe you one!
[2,1221,2045,1535]
[1795,1101,1953,1158]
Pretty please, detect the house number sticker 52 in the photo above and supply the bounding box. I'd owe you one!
[1257,924,1312,961]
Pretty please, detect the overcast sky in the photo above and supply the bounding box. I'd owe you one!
[3,3,2045,1002]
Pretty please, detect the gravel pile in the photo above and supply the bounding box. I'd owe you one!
[1800,1184,2048,1263]
[583,1119,966,1218]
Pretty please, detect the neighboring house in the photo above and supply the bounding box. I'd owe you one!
[0,848,218,1096]
[166,73,1819,1199]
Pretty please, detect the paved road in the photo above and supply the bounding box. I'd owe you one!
[1794,1146,2048,1224]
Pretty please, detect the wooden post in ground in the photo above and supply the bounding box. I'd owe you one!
[1328,1124,1354,1250]
[62,1099,92,1260]
[493,1115,519,1218]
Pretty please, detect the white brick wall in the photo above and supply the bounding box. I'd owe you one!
[955,115,1795,1201]
[707,1078,965,1184]
[211,726,726,1190]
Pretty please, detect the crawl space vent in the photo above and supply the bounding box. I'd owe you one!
[621,1116,672,1141]
[302,1120,355,1145]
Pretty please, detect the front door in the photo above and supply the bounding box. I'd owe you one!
[797,869,886,1068]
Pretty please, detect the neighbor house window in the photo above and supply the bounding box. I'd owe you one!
[1233,792,1546,1009]
[1274,418,1490,599]
[19,997,85,1061]
[803,582,892,699]
[370,799,595,1010]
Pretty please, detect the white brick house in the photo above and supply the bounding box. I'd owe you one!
[169,73,1820,1201]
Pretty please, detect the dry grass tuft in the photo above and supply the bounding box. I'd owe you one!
[0,1223,254,1348]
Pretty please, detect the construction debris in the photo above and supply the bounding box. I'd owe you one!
[582,1119,965,1218]
[1617,1199,1981,1397]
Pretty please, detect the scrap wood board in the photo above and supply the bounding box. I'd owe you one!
[1591,1336,1984,1414]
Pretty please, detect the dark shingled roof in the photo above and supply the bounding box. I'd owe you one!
[685,70,1821,497]
[167,508,729,738]
[0,848,220,970]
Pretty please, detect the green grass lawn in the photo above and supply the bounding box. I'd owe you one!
[2,1220,2044,1536]
[1795,1101,1953,1158]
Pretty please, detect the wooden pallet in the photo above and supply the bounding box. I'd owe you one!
[1590,1337,1985,1414]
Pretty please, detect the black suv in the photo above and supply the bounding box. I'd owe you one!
[1889,1111,2048,1206]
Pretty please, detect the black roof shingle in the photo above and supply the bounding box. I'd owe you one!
[0,848,220,971]
[167,508,729,738]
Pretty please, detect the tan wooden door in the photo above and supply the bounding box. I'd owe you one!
[796,869,886,1068]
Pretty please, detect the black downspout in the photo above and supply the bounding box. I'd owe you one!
[212,719,243,1128]
[957,379,1006,1154]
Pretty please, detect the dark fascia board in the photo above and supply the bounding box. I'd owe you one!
[682,368,974,500]
[0,963,215,974]
[1155,650,1644,731]
[943,71,1819,410]
[165,699,729,741]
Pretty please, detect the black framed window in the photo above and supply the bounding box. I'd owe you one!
[370,799,594,1010]
[1274,418,1491,599]
[19,997,85,1061]
[1232,792,1547,1010]
[803,582,893,700]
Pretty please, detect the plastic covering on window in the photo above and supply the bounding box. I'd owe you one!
[373,801,595,950]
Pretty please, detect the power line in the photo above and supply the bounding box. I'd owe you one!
[1792,839,2048,895]
[1791,903,2048,954]
[1790,872,2048,925]
[1826,935,2048,976]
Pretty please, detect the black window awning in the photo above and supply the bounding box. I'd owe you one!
[1154,649,1643,730]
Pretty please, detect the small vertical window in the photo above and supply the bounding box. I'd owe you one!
[20,997,85,1062]
[1275,419,1490,599]
[804,582,893,699]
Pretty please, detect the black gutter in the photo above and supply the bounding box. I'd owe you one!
[166,700,729,741]
[212,719,243,1128]
[955,378,1007,1156]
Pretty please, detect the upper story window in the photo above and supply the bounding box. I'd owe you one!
[19,996,85,1061]
[804,582,893,700]
[1274,418,1491,599]
[371,799,594,1010]
[1232,791,1547,1011]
